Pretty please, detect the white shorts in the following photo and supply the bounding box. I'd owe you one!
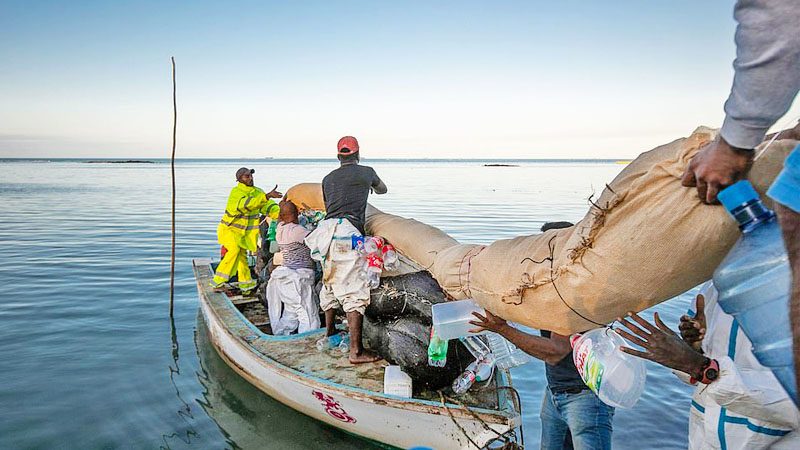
[318,221,370,315]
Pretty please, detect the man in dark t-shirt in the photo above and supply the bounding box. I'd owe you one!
[322,141,386,235]
[470,220,615,449]
[469,312,615,450]
[317,136,387,364]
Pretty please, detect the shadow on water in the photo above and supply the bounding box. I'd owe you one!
[190,310,387,450]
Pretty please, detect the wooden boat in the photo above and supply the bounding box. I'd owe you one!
[193,258,522,449]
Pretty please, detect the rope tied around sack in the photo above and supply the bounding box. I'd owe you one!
[518,235,607,328]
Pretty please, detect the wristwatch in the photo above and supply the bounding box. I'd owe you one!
[691,358,720,385]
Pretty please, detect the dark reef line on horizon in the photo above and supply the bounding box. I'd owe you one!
[84,160,155,164]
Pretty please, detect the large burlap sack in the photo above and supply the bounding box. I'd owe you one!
[458,130,795,334]
[283,129,796,334]
[284,183,326,211]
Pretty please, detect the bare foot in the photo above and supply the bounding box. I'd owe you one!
[349,349,382,364]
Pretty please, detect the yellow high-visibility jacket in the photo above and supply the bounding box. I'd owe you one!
[219,182,280,252]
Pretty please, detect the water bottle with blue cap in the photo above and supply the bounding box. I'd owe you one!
[713,180,795,403]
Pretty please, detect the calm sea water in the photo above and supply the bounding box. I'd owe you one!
[0,159,694,449]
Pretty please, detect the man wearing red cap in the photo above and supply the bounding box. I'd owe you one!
[307,136,387,364]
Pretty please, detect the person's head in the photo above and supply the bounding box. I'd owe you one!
[336,136,360,164]
[278,200,299,224]
[236,167,255,186]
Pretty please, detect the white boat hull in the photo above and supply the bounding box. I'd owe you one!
[195,259,520,449]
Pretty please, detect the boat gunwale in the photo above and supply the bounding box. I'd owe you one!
[193,257,520,422]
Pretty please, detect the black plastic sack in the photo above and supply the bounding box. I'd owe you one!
[363,272,473,390]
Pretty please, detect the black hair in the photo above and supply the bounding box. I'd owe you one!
[337,153,360,164]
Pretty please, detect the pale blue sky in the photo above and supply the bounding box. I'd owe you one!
[1,1,797,158]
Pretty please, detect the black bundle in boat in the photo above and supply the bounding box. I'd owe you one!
[362,271,474,391]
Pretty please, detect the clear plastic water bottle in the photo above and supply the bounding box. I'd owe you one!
[452,355,495,394]
[452,369,476,395]
[427,328,448,367]
[485,332,532,369]
[571,328,647,408]
[337,333,351,353]
[382,243,398,270]
[365,253,383,288]
[714,181,795,403]
[460,335,491,359]
[364,236,385,254]
[366,269,381,288]
[316,332,345,351]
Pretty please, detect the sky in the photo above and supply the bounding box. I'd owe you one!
[1,1,798,159]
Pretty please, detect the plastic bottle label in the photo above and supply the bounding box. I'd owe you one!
[573,338,605,393]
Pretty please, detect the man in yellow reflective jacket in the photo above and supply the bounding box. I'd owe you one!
[211,167,282,294]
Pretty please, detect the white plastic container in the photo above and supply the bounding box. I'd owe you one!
[431,299,487,341]
[571,328,647,408]
[383,365,413,398]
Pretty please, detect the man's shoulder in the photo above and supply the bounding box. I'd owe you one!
[229,184,246,197]
[352,164,377,179]
[322,167,342,182]
[356,163,375,172]
[231,184,262,195]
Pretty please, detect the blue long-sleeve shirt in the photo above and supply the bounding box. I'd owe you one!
[720,0,800,150]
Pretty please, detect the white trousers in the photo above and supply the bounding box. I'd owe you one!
[266,267,320,335]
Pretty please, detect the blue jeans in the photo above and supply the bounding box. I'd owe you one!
[540,389,615,450]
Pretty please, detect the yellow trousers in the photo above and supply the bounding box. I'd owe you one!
[213,224,256,290]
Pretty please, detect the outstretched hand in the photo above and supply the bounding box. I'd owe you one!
[616,311,707,378]
[265,184,283,199]
[680,137,753,204]
[469,310,510,334]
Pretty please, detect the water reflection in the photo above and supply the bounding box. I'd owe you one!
[161,316,200,449]
[192,312,385,450]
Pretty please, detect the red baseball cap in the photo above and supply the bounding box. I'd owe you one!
[337,136,360,155]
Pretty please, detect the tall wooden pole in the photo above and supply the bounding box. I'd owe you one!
[169,57,177,317]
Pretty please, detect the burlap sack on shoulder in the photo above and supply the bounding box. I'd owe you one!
[282,130,796,334]
[433,129,795,334]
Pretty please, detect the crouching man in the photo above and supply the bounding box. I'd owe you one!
[266,200,320,335]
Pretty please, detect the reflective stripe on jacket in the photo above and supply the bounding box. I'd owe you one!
[219,182,279,251]
[681,282,800,450]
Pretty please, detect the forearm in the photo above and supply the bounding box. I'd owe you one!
[261,200,280,219]
[372,179,388,195]
[496,326,570,365]
[776,204,800,399]
[721,0,800,149]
